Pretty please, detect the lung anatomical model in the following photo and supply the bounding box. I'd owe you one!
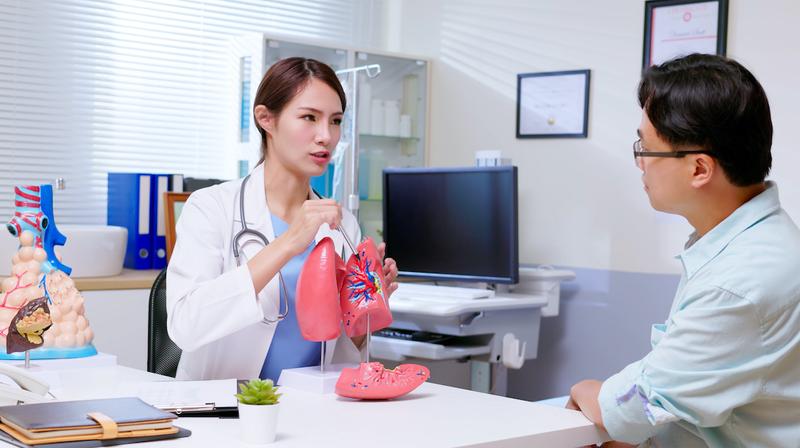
[297,237,429,399]
[335,362,430,400]
[295,237,346,341]
[296,237,393,340]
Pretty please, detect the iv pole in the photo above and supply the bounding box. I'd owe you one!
[334,64,381,221]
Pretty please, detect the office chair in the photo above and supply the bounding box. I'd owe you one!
[147,268,182,377]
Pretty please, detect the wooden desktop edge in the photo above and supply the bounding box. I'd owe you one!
[73,269,161,291]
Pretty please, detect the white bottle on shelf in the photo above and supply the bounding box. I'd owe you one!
[384,100,400,136]
[357,81,372,134]
[368,149,384,199]
[370,99,384,135]
[399,114,412,137]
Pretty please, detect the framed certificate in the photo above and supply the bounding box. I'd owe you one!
[164,192,191,263]
[516,69,590,139]
[643,0,729,68]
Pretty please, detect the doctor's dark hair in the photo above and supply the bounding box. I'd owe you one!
[638,53,772,186]
[252,57,346,163]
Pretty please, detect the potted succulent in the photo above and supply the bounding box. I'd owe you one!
[235,379,282,444]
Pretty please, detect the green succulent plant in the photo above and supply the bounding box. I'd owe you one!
[235,379,282,405]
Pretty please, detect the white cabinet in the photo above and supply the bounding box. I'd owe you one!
[82,289,150,370]
[350,51,428,243]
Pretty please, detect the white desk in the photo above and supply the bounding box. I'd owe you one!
[12,365,608,448]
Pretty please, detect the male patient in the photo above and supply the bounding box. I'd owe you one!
[568,53,800,447]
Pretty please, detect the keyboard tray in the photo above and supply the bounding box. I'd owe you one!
[371,332,492,361]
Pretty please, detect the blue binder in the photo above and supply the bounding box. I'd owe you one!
[151,173,185,269]
[108,173,153,270]
[170,174,184,193]
[150,174,170,270]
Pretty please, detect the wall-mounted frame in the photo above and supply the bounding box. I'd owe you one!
[164,192,191,264]
[643,0,728,68]
[516,69,590,139]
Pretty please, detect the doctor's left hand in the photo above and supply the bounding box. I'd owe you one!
[377,242,399,299]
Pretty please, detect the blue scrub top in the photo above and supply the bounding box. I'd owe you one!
[259,214,321,382]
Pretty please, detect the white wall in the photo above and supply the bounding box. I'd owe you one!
[386,0,800,274]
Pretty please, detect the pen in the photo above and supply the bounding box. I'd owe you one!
[154,403,216,414]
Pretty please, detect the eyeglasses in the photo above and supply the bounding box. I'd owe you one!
[633,139,714,166]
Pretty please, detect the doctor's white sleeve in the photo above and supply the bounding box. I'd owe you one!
[166,192,265,353]
[598,287,768,444]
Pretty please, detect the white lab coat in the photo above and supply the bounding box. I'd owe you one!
[166,164,363,380]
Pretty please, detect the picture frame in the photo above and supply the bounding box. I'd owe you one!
[516,69,590,139]
[643,0,729,68]
[164,192,191,264]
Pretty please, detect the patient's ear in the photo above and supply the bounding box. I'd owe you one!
[690,154,715,189]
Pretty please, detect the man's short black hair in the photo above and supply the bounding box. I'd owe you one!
[638,53,772,186]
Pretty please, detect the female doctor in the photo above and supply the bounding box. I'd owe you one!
[166,57,399,381]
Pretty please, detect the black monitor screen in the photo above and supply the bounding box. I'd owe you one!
[382,166,518,284]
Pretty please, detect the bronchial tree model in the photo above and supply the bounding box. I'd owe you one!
[0,185,96,359]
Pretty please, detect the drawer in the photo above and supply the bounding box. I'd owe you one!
[370,336,491,361]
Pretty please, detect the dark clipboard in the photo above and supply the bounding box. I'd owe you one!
[158,403,238,419]
[153,379,248,418]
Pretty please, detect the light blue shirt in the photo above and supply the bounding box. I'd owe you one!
[259,214,321,382]
[599,182,800,447]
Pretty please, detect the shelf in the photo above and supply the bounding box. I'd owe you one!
[359,133,420,142]
[74,268,160,291]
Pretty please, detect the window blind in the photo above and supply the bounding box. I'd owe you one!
[0,0,360,224]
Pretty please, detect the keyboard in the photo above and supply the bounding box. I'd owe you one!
[374,328,455,344]
[392,283,494,302]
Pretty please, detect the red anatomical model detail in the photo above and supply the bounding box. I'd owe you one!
[295,237,343,341]
[335,362,430,400]
[340,238,392,337]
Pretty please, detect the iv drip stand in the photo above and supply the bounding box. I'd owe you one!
[334,64,381,221]
[333,64,381,365]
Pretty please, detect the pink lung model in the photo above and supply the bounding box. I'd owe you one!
[335,362,430,400]
[296,237,393,340]
[340,238,392,337]
[295,237,345,341]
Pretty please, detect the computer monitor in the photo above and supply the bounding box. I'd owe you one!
[382,166,519,284]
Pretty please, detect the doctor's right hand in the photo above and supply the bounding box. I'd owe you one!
[282,199,342,256]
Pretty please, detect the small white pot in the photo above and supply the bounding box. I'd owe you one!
[238,402,280,444]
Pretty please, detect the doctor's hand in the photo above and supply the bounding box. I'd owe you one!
[282,199,342,256]
[377,242,399,299]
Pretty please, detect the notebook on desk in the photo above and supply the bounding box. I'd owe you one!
[0,397,190,446]
[0,427,192,448]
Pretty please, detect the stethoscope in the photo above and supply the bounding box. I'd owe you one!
[232,173,359,324]
[232,173,290,323]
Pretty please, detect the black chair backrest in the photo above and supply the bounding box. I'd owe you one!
[148,268,182,377]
